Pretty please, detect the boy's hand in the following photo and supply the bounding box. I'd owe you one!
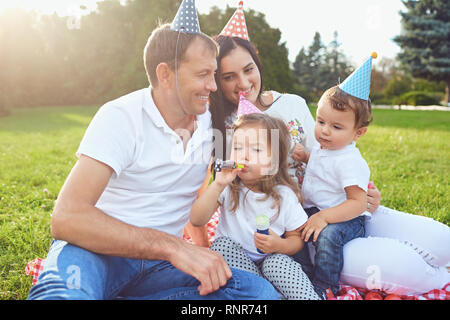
[291,143,307,162]
[254,229,281,254]
[299,212,328,242]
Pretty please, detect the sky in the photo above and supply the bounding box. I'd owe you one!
[0,0,406,65]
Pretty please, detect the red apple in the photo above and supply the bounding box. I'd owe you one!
[365,291,383,300]
[384,294,402,300]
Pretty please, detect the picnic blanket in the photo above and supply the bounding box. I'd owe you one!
[26,211,450,300]
[24,257,450,300]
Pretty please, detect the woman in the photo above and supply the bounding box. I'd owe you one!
[190,34,449,296]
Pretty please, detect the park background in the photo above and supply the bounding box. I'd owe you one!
[0,0,449,299]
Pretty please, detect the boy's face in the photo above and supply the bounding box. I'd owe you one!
[231,124,274,184]
[315,100,367,150]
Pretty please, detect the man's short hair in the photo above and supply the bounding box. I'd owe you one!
[143,23,218,87]
[319,86,373,128]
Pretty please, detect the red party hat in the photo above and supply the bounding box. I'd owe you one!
[237,92,262,116]
[219,1,249,40]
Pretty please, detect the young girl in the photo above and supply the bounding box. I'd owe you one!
[190,113,320,300]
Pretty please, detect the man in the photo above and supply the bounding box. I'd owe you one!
[28,8,277,299]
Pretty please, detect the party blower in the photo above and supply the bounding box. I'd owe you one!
[213,159,245,172]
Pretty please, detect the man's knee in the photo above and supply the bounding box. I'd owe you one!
[229,267,279,300]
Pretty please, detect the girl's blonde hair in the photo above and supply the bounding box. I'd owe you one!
[229,113,302,223]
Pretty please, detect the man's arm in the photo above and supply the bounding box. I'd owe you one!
[51,154,232,295]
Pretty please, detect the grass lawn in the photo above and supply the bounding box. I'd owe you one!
[0,105,449,299]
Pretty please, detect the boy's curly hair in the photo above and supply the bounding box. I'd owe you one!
[319,86,373,128]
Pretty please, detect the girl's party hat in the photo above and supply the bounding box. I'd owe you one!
[171,0,201,34]
[219,1,249,40]
[237,91,263,116]
[339,52,377,101]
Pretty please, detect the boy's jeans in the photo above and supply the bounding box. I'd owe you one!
[293,207,365,296]
[28,240,278,300]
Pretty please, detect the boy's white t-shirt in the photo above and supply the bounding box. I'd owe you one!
[216,184,308,261]
[302,142,371,217]
[76,87,213,238]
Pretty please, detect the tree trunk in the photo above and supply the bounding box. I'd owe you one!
[445,78,450,106]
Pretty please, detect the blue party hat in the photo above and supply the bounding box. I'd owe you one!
[339,52,377,101]
[171,0,201,34]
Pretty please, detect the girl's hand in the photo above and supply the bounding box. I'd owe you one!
[299,212,328,242]
[254,229,281,254]
[291,143,307,162]
[367,181,381,213]
[214,167,240,188]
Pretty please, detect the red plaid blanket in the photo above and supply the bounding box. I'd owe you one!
[26,211,450,300]
[24,257,450,300]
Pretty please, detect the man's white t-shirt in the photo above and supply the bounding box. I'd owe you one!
[302,142,371,217]
[216,184,308,261]
[76,87,213,238]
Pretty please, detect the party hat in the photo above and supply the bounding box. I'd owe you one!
[339,52,377,101]
[219,1,250,40]
[237,92,263,116]
[171,0,201,34]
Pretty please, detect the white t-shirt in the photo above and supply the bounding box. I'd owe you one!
[302,142,371,217]
[216,184,308,261]
[77,87,213,238]
[225,91,318,187]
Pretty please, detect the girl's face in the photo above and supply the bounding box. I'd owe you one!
[230,124,274,186]
[219,46,262,107]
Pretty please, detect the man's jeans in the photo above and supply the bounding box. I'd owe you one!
[28,240,278,300]
[292,207,365,295]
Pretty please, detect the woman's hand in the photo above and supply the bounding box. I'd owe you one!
[367,181,381,213]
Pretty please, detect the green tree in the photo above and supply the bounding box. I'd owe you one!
[293,32,325,100]
[323,31,353,90]
[383,76,413,100]
[292,47,313,101]
[394,0,450,105]
[293,31,353,102]
[0,0,295,115]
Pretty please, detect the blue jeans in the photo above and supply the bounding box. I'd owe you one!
[292,208,365,296]
[28,240,279,300]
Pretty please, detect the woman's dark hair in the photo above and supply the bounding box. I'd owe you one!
[209,36,266,160]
